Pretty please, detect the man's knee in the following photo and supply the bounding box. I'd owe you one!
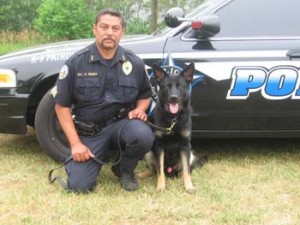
[65,161,99,193]
[67,177,96,193]
[127,120,154,149]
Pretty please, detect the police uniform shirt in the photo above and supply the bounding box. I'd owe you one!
[54,42,152,124]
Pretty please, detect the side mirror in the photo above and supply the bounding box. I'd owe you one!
[164,7,185,28]
[164,7,220,38]
[191,15,220,38]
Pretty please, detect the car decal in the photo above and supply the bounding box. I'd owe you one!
[147,53,300,108]
[30,52,75,64]
[227,65,300,100]
[147,54,205,115]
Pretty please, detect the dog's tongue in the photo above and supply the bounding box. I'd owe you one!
[169,103,179,114]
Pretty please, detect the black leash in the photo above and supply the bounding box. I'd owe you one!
[146,117,177,135]
[48,121,125,190]
[49,114,177,190]
[48,156,121,190]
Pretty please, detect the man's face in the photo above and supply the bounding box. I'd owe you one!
[93,14,124,51]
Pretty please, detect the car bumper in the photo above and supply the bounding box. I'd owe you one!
[0,90,28,134]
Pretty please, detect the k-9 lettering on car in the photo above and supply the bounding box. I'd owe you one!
[1,0,300,161]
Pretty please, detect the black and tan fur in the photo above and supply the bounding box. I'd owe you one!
[141,63,205,194]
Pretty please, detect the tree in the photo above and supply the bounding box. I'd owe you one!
[0,0,41,32]
[150,0,158,32]
[34,0,94,40]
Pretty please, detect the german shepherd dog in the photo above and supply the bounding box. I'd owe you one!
[142,63,205,194]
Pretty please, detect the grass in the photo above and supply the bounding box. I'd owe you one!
[0,31,54,55]
[1,129,300,225]
[1,33,300,224]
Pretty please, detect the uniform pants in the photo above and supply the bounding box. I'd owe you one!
[65,118,154,192]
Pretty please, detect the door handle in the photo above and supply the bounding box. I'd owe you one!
[287,50,300,59]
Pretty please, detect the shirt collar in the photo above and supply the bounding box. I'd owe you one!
[89,42,127,65]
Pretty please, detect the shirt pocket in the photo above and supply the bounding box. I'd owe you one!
[76,77,100,102]
[119,75,138,103]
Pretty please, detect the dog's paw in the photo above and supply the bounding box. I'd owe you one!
[186,186,197,194]
[157,175,166,192]
[137,170,153,179]
[156,185,165,192]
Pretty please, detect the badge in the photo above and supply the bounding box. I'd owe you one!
[122,61,132,75]
[59,65,68,80]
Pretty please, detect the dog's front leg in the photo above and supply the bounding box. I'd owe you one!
[156,149,166,192]
[180,150,196,194]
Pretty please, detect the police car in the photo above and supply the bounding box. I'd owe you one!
[1,0,300,161]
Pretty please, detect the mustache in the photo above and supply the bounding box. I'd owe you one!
[103,38,115,42]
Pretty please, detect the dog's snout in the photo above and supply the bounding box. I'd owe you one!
[170,95,178,102]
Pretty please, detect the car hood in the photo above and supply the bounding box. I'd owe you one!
[0,34,151,61]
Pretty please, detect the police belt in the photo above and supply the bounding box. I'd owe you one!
[73,106,133,136]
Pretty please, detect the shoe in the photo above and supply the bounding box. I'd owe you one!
[111,164,121,178]
[119,171,138,191]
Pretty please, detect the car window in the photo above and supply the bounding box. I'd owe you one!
[214,0,300,37]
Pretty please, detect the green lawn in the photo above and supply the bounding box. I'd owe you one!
[1,31,300,225]
[1,129,300,225]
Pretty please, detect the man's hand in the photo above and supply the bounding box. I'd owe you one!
[128,108,148,121]
[128,98,151,121]
[71,142,95,162]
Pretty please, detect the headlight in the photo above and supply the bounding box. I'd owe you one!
[0,69,17,88]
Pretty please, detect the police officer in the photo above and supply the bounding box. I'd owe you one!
[52,9,154,192]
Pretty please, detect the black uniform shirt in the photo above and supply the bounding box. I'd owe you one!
[54,42,151,124]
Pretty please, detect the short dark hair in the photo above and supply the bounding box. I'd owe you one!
[95,8,126,28]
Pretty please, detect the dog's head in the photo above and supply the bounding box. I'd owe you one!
[152,63,194,115]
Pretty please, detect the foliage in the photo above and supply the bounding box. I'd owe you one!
[126,18,151,35]
[34,0,94,40]
[1,0,208,41]
[0,31,46,55]
[92,0,150,34]
[0,0,41,32]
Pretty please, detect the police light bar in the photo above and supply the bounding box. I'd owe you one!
[191,21,203,30]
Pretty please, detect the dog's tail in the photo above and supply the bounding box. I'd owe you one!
[191,154,209,172]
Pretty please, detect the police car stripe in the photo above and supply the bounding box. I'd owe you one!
[194,61,300,81]
[137,51,298,82]
[164,50,288,60]
[137,50,288,60]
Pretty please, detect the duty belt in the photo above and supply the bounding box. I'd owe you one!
[74,106,133,136]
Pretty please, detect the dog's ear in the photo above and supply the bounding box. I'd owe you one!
[152,64,168,82]
[181,63,194,83]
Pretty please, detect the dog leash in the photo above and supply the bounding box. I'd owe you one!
[48,156,120,190]
[146,117,177,135]
[48,121,127,190]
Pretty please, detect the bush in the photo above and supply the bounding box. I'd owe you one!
[0,0,41,32]
[126,18,151,35]
[34,0,94,40]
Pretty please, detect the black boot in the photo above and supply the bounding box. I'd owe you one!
[112,145,144,191]
[119,169,138,191]
[111,164,121,178]
[111,164,138,191]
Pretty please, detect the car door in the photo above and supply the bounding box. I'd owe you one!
[163,0,300,137]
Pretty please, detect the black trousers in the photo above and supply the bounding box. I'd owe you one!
[65,118,154,192]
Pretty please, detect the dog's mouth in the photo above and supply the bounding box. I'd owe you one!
[169,103,179,114]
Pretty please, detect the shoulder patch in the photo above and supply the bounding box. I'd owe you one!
[59,65,68,80]
[51,85,57,98]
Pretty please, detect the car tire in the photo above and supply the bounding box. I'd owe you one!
[35,90,70,162]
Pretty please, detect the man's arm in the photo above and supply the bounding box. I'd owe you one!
[55,104,94,162]
[128,98,151,121]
